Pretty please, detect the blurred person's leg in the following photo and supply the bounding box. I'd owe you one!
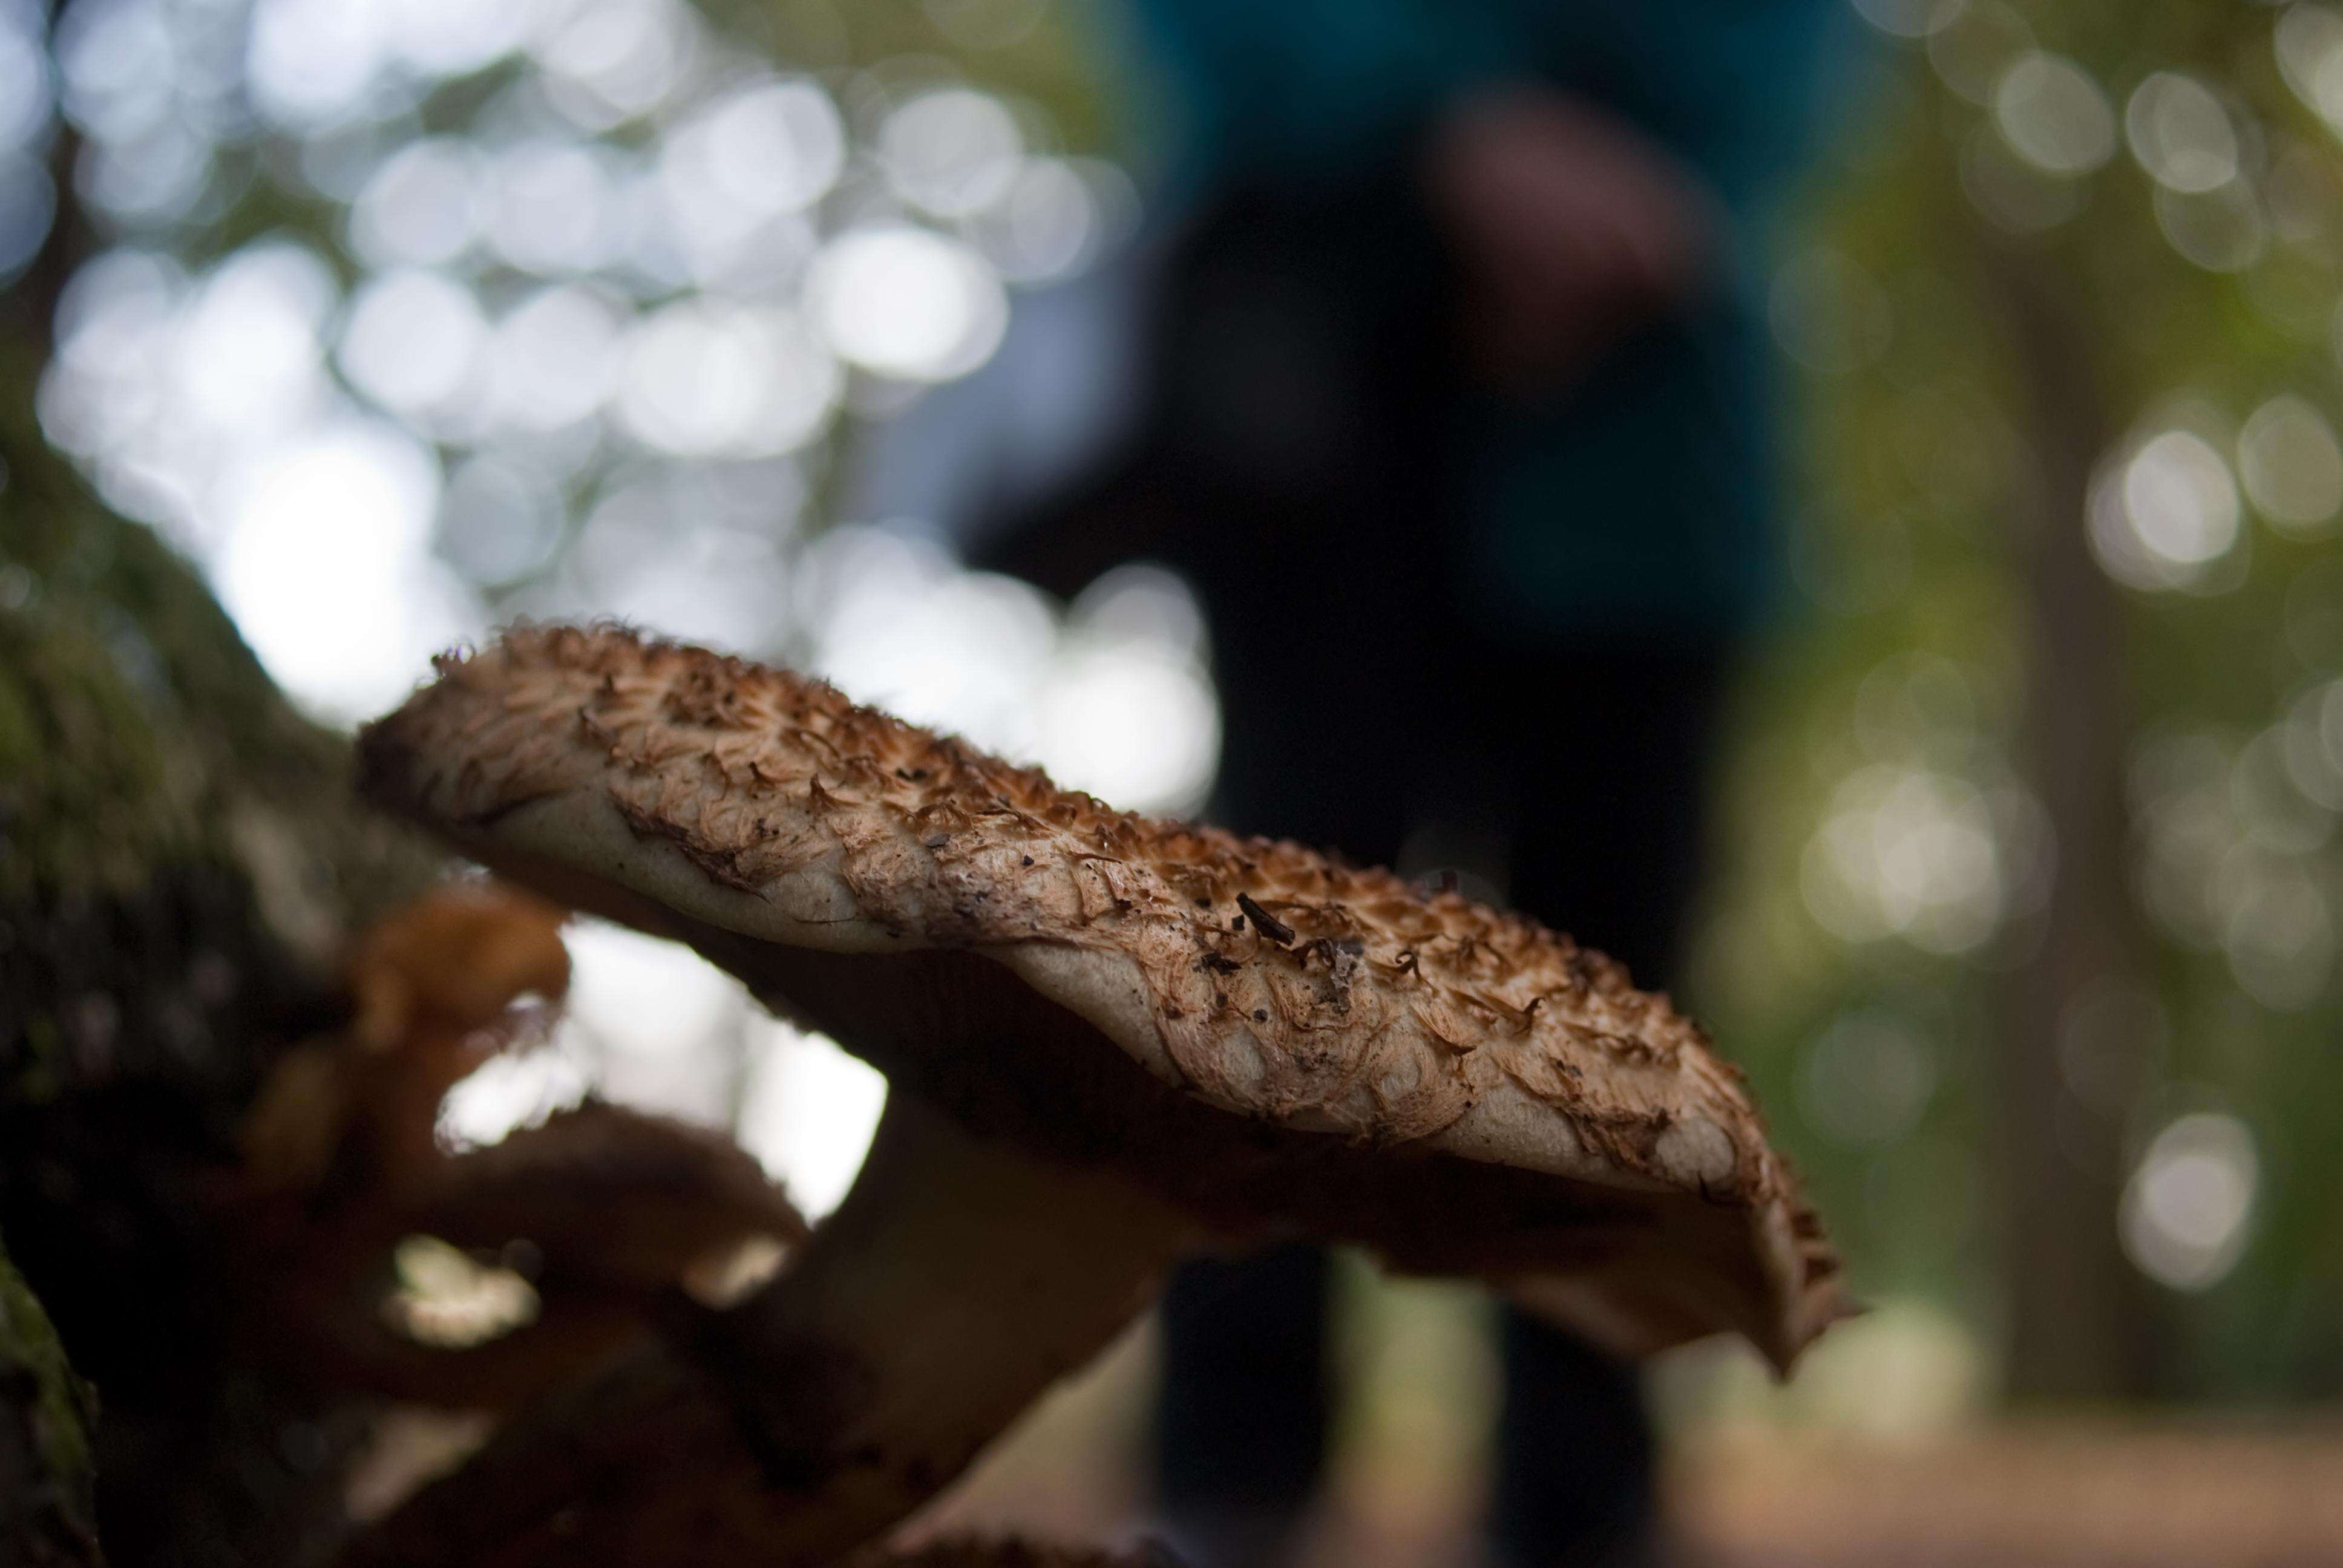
[1154,1244,1334,1568]
[1009,168,1460,1568]
[1492,1312,1657,1567]
[1486,641,1732,1568]
[1152,540,1450,1567]
[1153,635,1434,1567]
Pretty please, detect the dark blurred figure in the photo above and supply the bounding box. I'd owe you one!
[965,4,1849,1564]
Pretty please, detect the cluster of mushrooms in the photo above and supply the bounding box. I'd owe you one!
[333,622,1847,1567]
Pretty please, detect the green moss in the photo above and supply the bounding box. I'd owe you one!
[0,345,442,1124]
[0,344,432,930]
[0,339,450,1560]
[0,1227,99,1561]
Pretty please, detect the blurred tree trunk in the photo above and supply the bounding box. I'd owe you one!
[0,336,436,1561]
[1981,241,2167,1399]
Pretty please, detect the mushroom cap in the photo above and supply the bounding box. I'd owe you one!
[358,626,1846,1370]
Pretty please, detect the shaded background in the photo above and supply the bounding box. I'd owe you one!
[7,0,2343,1559]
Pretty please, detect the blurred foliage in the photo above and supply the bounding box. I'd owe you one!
[22,0,1133,729]
[127,0,1113,273]
[1694,1,2343,1402]
[703,0,1114,151]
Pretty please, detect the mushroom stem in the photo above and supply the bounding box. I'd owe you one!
[344,1094,1200,1568]
[697,1091,1202,1527]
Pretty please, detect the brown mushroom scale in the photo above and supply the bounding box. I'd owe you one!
[353,624,1846,1567]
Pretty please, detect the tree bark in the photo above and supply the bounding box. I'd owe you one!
[0,350,438,1563]
[1980,241,2166,1399]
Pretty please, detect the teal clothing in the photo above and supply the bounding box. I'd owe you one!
[1464,292,1777,641]
[1121,0,1850,642]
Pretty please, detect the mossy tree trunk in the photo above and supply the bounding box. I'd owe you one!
[0,345,437,1563]
[0,1228,102,1565]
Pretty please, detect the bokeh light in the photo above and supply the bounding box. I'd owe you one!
[657,77,843,284]
[2125,73,2239,194]
[2087,428,2244,593]
[214,417,471,722]
[350,139,481,269]
[1801,763,2022,954]
[35,0,1064,731]
[2237,395,2343,534]
[481,139,623,275]
[2154,180,2267,273]
[801,529,1220,816]
[880,86,1023,217]
[2120,1112,2259,1290]
[336,269,487,417]
[1798,1010,1938,1146]
[1036,566,1221,813]
[1993,52,2116,177]
[615,300,839,457]
[482,284,625,434]
[2275,3,2343,138]
[805,225,1010,382]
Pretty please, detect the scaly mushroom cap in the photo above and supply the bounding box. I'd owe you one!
[359,625,1845,1369]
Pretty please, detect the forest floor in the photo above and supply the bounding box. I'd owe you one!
[1666,1422,2343,1567]
[346,1318,2343,1565]
[921,1422,2343,1567]
[894,1332,2343,1568]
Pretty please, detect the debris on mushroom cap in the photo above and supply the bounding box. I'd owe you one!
[358,625,1848,1370]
